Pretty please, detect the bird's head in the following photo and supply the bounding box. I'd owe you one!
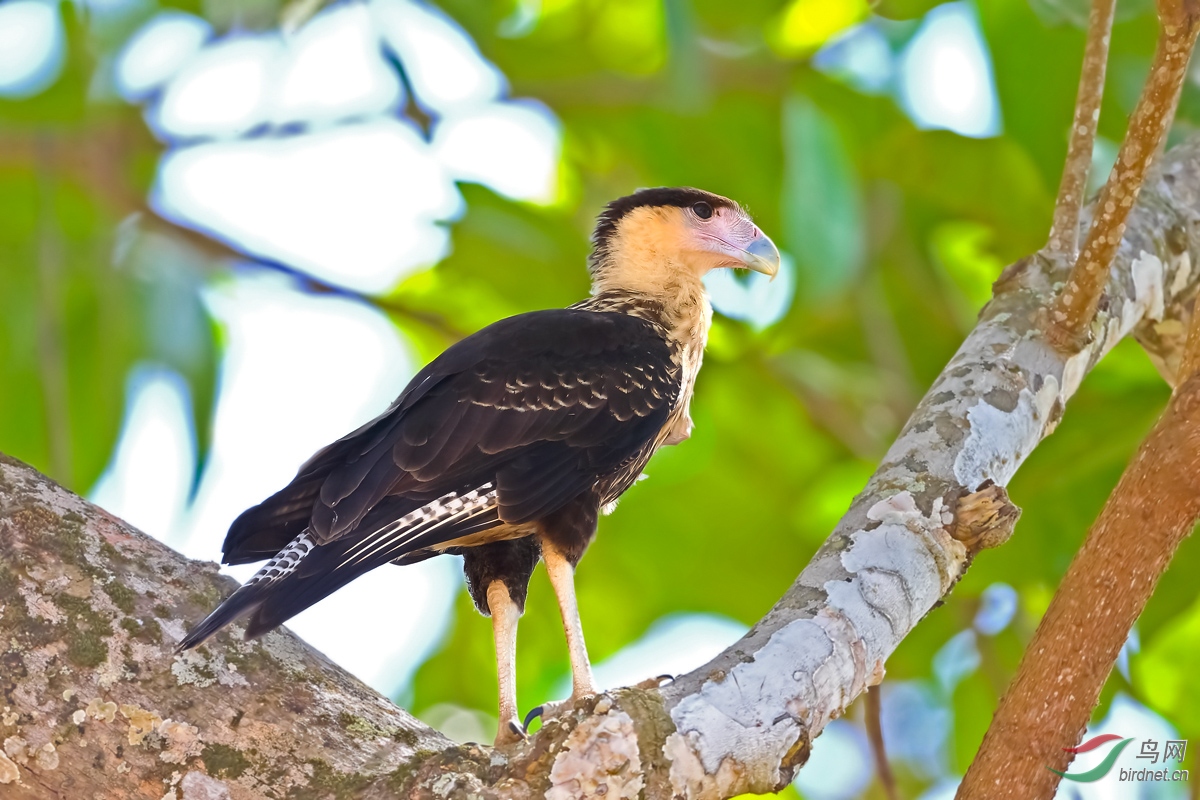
[587,187,780,297]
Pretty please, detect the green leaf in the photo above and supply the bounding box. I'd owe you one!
[0,165,135,490]
[768,0,870,58]
[1136,595,1200,740]
[781,95,866,299]
[869,129,1053,258]
[875,0,955,20]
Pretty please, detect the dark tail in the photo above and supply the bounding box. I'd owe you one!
[175,583,267,653]
[176,537,404,651]
[176,531,321,652]
[178,502,501,652]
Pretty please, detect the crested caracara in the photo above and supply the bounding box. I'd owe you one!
[178,187,780,744]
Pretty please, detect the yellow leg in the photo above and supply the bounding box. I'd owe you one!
[488,581,524,745]
[542,543,597,699]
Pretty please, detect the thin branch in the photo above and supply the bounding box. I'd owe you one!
[280,0,326,33]
[33,135,72,486]
[0,125,469,345]
[865,685,901,800]
[767,358,886,459]
[138,208,469,343]
[1046,0,1117,257]
[1045,0,1200,352]
[957,268,1200,800]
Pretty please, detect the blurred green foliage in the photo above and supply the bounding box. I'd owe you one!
[4,0,1200,796]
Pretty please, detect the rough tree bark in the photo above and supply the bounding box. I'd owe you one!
[0,453,453,799]
[1045,0,1115,259]
[1045,0,1200,352]
[6,139,1200,800]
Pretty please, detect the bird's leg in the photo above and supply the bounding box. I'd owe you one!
[487,580,525,745]
[524,544,598,731]
[543,542,597,700]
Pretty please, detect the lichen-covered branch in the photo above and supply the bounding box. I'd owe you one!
[956,247,1200,800]
[1045,0,1200,352]
[0,453,460,799]
[8,138,1200,799]
[1046,0,1116,257]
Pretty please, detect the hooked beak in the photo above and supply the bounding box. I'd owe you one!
[739,231,781,279]
[690,204,782,279]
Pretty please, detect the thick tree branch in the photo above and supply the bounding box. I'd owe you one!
[957,263,1200,800]
[1045,0,1200,352]
[7,135,1200,798]
[0,453,455,799]
[1046,0,1116,257]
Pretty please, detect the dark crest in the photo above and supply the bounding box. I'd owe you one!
[590,187,736,259]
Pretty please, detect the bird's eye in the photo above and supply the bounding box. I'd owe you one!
[692,202,713,220]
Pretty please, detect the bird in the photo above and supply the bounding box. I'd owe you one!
[177,187,780,745]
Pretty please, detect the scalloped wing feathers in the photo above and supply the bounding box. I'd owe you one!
[221,309,678,562]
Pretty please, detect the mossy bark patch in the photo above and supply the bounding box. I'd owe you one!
[102,580,137,614]
[201,743,252,779]
[56,593,114,668]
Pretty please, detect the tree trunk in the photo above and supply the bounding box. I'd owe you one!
[958,309,1200,798]
[5,136,1200,800]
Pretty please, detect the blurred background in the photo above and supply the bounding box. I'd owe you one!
[2,0,1199,796]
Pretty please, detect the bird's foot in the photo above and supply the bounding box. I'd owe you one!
[523,677,672,734]
[633,673,675,690]
[493,718,528,747]
[522,698,571,732]
[522,690,600,733]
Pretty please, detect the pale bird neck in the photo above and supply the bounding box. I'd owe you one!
[586,254,713,352]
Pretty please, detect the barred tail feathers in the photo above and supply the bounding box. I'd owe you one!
[240,487,499,638]
[175,532,316,652]
[177,486,500,650]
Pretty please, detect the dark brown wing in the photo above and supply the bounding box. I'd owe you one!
[221,308,679,563]
[177,309,681,650]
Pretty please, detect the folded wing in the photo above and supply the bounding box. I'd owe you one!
[180,309,679,648]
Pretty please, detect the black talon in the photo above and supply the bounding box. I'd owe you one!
[508,720,528,739]
[656,674,675,685]
[523,705,545,730]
